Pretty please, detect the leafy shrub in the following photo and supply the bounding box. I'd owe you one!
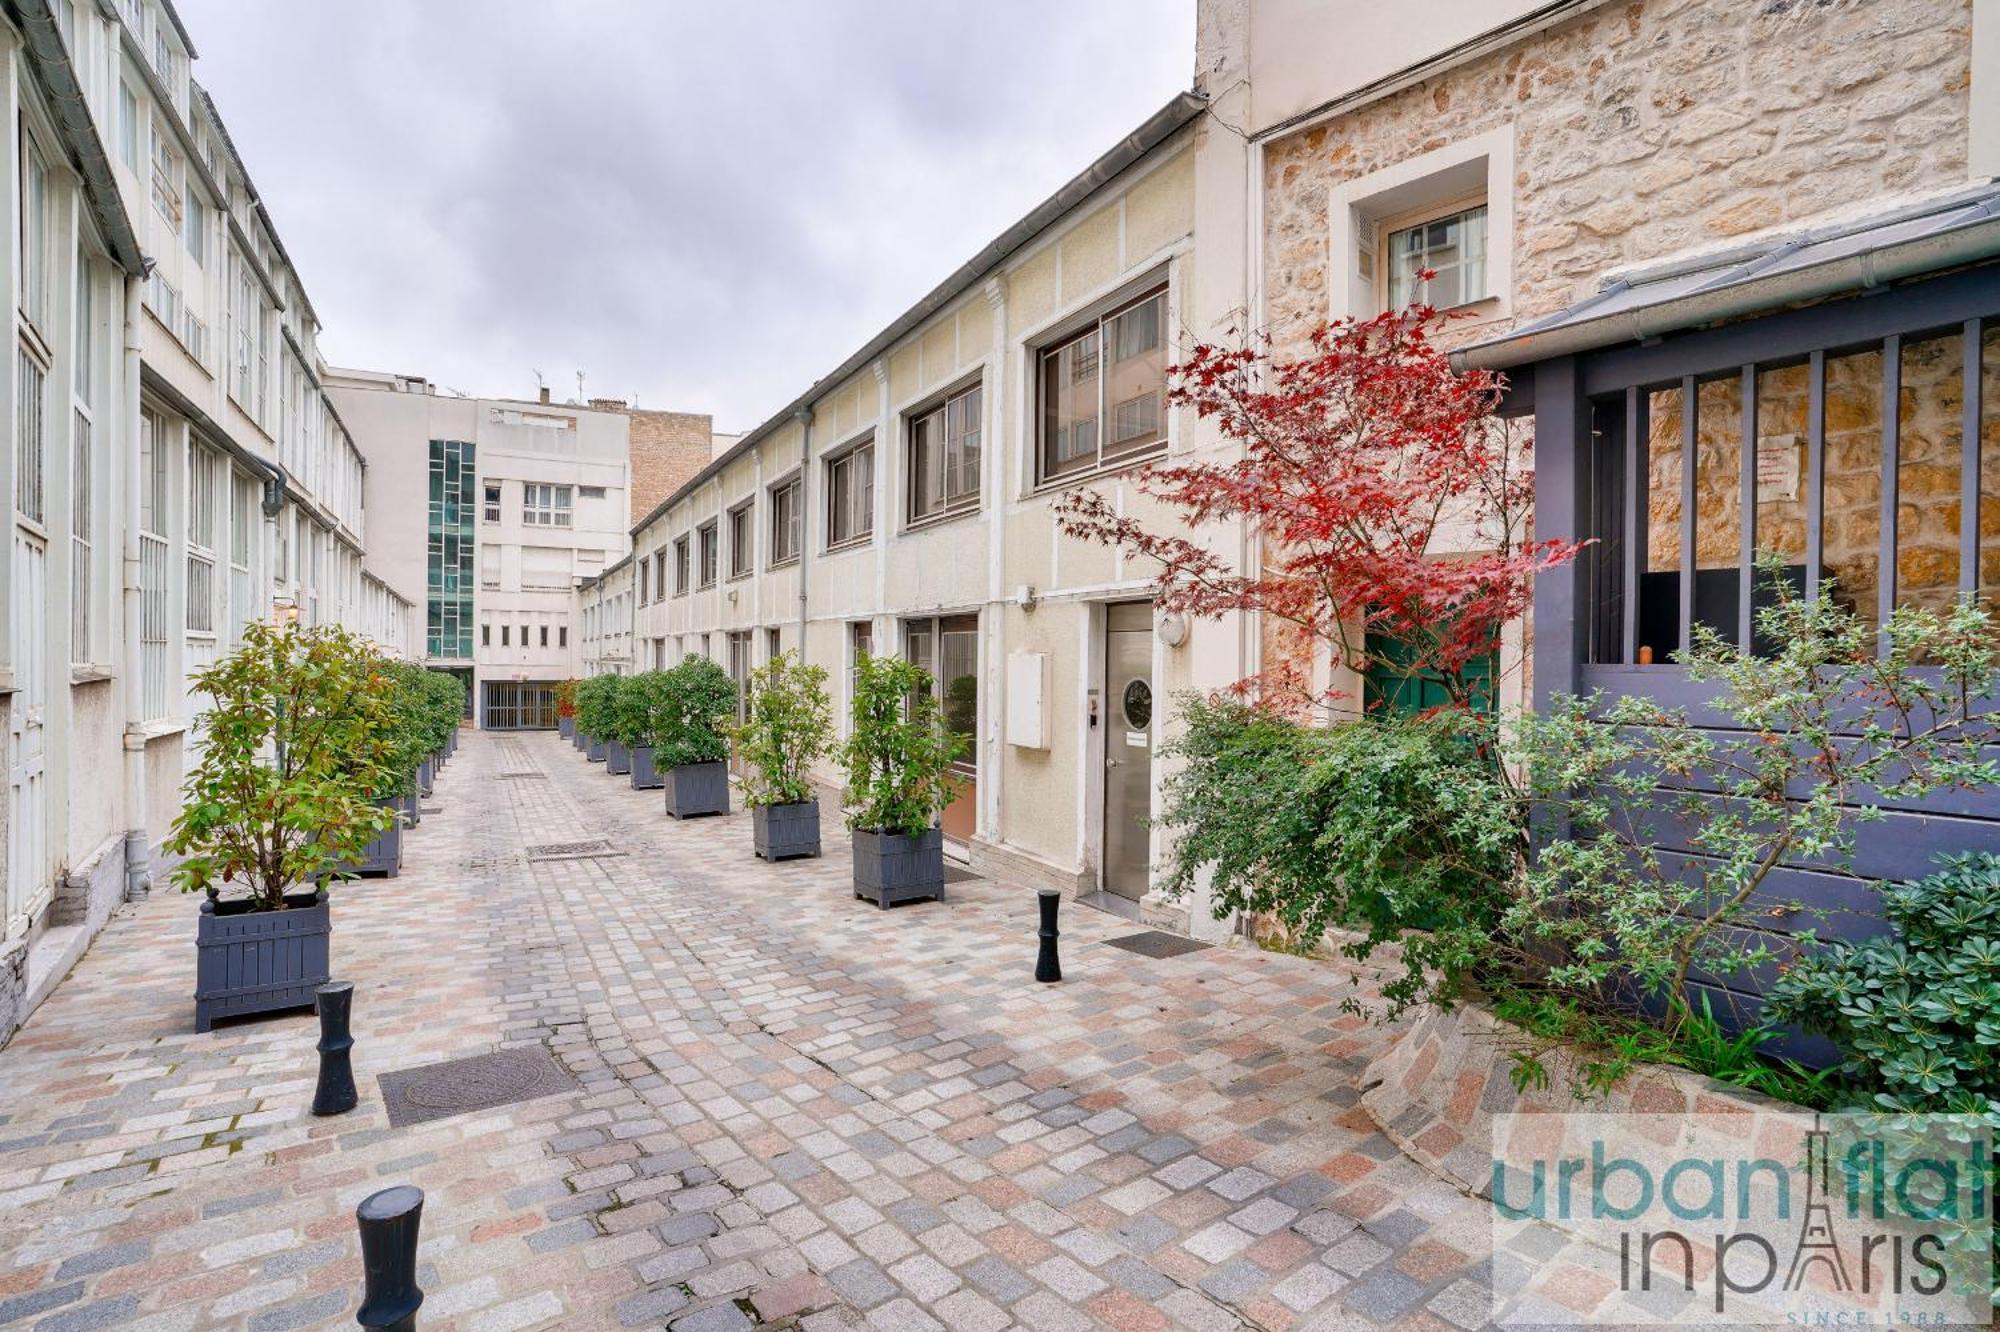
[167,622,397,910]
[840,653,964,836]
[554,678,578,720]
[1157,693,1517,1016]
[607,671,659,747]
[1767,853,2000,1113]
[651,658,737,768]
[573,674,619,740]
[419,670,463,752]
[732,652,833,807]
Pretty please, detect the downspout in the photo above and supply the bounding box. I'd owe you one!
[794,406,813,650]
[119,273,147,901]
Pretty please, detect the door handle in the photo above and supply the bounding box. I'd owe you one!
[1106,758,1122,767]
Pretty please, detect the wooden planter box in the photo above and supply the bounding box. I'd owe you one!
[754,801,821,861]
[559,716,575,739]
[853,828,945,908]
[630,745,664,790]
[194,888,331,1032]
[418,758,434,798]
[398,790,420,828]
[349,804,403,877]
[606,740,632,775]
[586,735,607,763]
[665,761,730,819]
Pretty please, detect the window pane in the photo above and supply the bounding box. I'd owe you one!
[910,411,941,519]
[1387,205,1488,310]
[1105,294,1165,456]
[1041,330,1100,479]
[948,387,980,503]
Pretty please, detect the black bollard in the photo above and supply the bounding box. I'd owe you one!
[356,1185,424,1332]
[1035,888,1062,983]
[311,981,358,1116]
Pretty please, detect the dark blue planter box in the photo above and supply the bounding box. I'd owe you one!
[559,716,575,739]
[349,805,403,876]
[399,790,420,828]
[194,888,331,1032]
[587,735,606,762]
[853,828,945,908]
[606,740,632,775]
[665,761,730,818]
[630,745,664,789]
[418,758,434,797]
[754,801,821,861]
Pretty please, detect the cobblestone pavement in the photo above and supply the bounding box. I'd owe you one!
[0,730,1505,1332]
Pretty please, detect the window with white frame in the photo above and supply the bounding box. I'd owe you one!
[229,472,254,647]
[1037,286,1166,484]
[1329,126,1514,322]
[652,549,666,602]
[1383,202,1487,312]
[150,124,182,232]
[697,520,719,588]
[117,82,138,173]
[908,382,981,523]
[727,501,753,578]
[16,345,45,528]
[483,480,501,523]
[770,477,801,566]
[186,189,206,265]
[186,444,219,633]
[70,262,96,663]
[138,409,171,720]
[523,481,571,527]
[673,534,691,594]
[825,440,873,548]
[18,132,49,336]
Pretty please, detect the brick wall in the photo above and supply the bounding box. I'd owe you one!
[1261,0,1974,355]
[616,408,715,527]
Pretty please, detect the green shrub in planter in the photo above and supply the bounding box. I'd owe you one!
[169,623,398,1028]
[652,658,737,817]
[574,674,618,757]
[840,653,964,906]
[731,652,833,859]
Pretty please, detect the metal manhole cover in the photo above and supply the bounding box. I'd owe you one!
[378,1046,576,1127]
[497,772,545,780]
[525,839,617,860]
[1104,930,1211,959]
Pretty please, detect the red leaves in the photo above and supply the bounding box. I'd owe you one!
[1054,303,1583,716]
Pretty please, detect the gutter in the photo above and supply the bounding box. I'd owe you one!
[137,363,288,519]
[625,91,1205,540]
[9,0,144,275]
[1452,202,2000,373]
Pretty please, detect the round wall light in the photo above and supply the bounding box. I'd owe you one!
[1156,610,1188,649]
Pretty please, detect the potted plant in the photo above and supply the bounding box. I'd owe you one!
[656,657,738,818]
[601,676,635,775]
[731,652,833,861]
[168,621,397,1031]
[840,653,965,908]
[575,674,615,762]
[556,679,578,740]
[351,659,430,871]
[624,671,671,789]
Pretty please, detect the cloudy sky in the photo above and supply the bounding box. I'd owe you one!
[173,1,1197,431]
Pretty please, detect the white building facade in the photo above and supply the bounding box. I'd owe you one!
[0,0,413,1045]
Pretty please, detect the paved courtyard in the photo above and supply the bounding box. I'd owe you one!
[0,730,1503,1332]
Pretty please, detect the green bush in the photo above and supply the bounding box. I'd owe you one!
[1157,694,1516,1016]
[375,659,435,798]
[839,653,964,836]
[607,672,657,747]
[1767,853,2000,1113]
[574,674,619,740]
[731,652,833,807]
[651,658,737,768]
[167,622,397,910]
[418,669,463,753]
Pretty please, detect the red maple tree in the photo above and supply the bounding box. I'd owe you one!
[1054,302,1582,717]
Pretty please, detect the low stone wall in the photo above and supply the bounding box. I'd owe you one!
[1360,1000,1794,1197]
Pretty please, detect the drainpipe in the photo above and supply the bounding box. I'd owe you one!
[793,406,812,650]
[119,273,148,901]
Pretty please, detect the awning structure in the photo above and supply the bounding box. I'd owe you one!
[1453,182,2000,373]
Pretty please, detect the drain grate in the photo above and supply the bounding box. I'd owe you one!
[1104,930,1211,959]
[496,771,546,781]
[524,838,618,861]
[378,1046,576,1128]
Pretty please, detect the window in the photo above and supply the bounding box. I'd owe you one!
[185,445,218,634]
[638,559,650,602]
[1384,203,1488,311]
[766,626,781,663]
[186,190,206,265]
[540,625,549,648]
[652,549,666,602]
[523,482,572,527]
[19,133,48,333]
[483,481,501,523]
[697,521,718,588]
[673,535,690,594]
[909,384,981,522]
[117,82,138,172]
[848,621,873,716]
[482,623,491,647]
[15,346,44,527]
[578,484,606,498]
[559,625,568,648]
[138,410,171,719]
[770,478,801,566]
[479,544,500,589]
[826,441,873,548]
[728,502,753,578]
[70,411,91,662]
[150,125,182,232]
[1038,286,1165,483]
[426,439,476,658]
[727,631,752,722]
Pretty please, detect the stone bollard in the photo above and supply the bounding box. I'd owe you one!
[312,981,358,1116]
[355,1185,424,1331]
[1035,889,1062,983]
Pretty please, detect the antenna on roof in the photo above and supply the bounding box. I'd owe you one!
[532,368,545,394]
[576,370,586,404]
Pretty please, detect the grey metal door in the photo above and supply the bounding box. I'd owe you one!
[1102,602,1153,900]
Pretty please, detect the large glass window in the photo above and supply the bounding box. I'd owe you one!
[770,477,801,565]
[905,613,980,843]
[426,439,475,659]
[1038,287,1165,483]
[673,535,690,594]
[697,521,718,587]
[523,482,571,527]
[728,501,753,577]
[826,441,873,548]
[18,133,48,334]
[1385,203,1488,311]
[909,384,981,522]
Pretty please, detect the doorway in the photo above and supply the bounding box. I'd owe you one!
[1101,601,1153,900]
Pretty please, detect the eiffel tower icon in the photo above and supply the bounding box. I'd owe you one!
[1786,1117,1850,1292]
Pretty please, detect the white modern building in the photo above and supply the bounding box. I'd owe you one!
[328,372,634,729]
[0,0,414,1045]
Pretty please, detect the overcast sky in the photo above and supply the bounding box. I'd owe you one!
[172,1,1197,431]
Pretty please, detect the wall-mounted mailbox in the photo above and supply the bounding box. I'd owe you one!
[1005,650,1050,750]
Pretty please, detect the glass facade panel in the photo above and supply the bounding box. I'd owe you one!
[427,438,475,659]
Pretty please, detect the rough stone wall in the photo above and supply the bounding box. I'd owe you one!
[1261,0,1974,355]
[623,408,715,528]
[1646,327,2000,641]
